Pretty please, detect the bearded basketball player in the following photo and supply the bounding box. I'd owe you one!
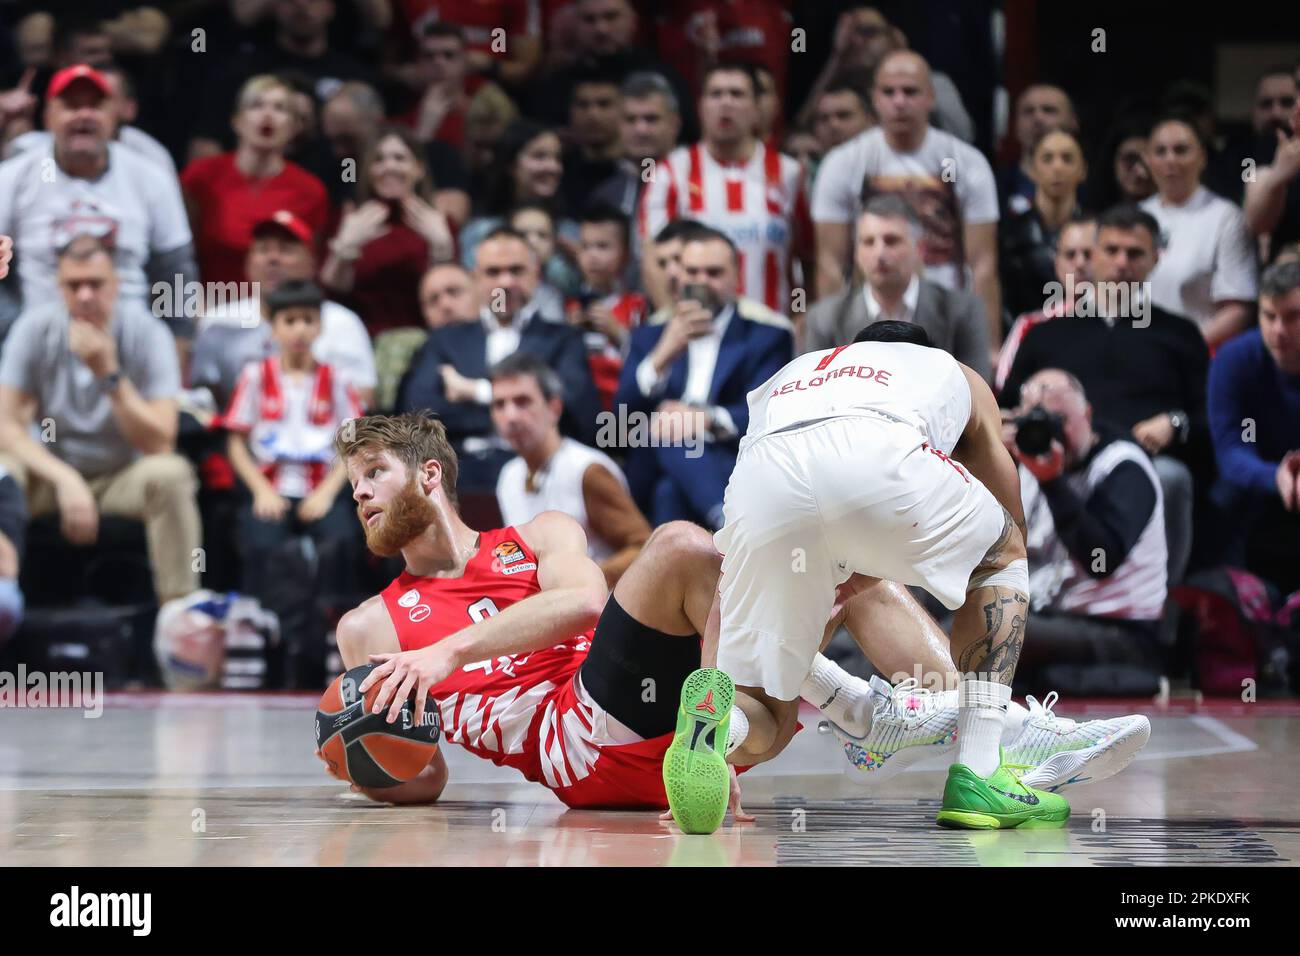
[315,412,1148,818]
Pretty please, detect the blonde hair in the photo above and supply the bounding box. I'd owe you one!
[333,412,460,507]
[234,74,293,116]
[465,83,519,135]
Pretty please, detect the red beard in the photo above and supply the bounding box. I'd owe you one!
[362,477,439,557]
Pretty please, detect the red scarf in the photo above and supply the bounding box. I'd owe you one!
[258,357,334,426]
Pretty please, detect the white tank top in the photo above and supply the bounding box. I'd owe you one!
[495,438,630,562]
[742,341,972,455]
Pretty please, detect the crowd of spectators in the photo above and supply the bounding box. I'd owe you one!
[0,1,1296,692]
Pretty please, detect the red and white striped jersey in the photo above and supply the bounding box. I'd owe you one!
[638,141,811,312]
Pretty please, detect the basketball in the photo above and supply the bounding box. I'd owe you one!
[315,664,442,789]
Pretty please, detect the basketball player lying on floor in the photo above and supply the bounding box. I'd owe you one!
[315,412,1149,816]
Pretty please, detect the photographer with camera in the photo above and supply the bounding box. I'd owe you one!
[1006,369,1168,689]
[614,227,793,528]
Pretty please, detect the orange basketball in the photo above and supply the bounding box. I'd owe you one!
[316,664,441,788]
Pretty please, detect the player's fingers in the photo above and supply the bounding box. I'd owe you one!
[386,671,417,723]
[375,664,408,715]
[412,678,430,728]
[358,657,394,693]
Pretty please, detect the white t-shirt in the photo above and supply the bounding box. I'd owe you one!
[812,126,999,291]
[0,140,192,309]
[1141,186,1258,331]
[496,438,630,562]
[6,126,177,176]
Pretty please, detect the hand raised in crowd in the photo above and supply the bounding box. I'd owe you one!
[253,488,291,523]
[402,196,455,262]
[1272,101,1300,184]
[331,200,390,259]
[1277,451,1300,511]
[1131,413,1175,456]
[67,318,120,378]
[440,364,481,403]
[0,234,13,280]
[650,297,714,371]
[0,68,36,126]
[55,472,99,546]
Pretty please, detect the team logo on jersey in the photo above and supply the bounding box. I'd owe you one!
[493,540,526,564]
[409,605,432,623]
[398,588,421,608]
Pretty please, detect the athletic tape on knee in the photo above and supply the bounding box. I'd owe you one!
[725,705,749,756]
[968,558,1029,595]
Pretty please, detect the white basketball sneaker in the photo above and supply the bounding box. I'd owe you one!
[1005,692,1151,793]
[822,676,959,783]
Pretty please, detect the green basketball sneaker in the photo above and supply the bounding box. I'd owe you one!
[663,668,734,835]
[936,752,1071,830]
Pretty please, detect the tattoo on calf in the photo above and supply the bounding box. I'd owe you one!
[957,591,1028,685]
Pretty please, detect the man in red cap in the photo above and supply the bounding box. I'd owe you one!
[189,210,376,414]
[0,64,196,343]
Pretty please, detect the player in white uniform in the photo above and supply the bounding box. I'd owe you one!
[664,321,1070,833]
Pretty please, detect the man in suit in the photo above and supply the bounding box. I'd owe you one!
[614,228,793,529]
[398,229,599,492]
[802,195,992,379]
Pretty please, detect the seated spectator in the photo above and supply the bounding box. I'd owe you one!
[559,67,623,216]
[783,127,823,181]
[459,120,574,271]
[189,210,377,413]
[508,200,580,305]
[1141,115,1258,348]
[490,352,650,587]
[384,0,542,94]
[795,5,973,142]
[1091,118,1155,210]
[403,22,493,154]
[1215,66,1296,206]
[802,196,990,379]
[320,81,472,228]
[812,50,1000,345]
[1245,96,1300,265]
[999,128,1088,322]
[464,83,521,192]
[1008,369,1168,690]
[1207,261,1300,594]
[811,76,875,156]
[566,204,648,410]
[180,74,329,287]
[0,234,201,606]
[614,227,792,529]
[1001,205,1210,585]
[995,214,1096,392]
[590,72,682,223]
[419,261,480,330]
[223,280,363,600]
[996,85,1078,216]
[5,65,174,176]
[397,228,598,490]
[0,65,196,341]
[0,463,27,644]
[321,125,456,337]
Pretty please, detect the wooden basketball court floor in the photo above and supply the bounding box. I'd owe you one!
[2,695,1298,866]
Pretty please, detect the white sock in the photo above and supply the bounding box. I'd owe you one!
[725,705,749,756]
[800,654,877,737]
[1001,698,1029,741]
[956,679,1011,777]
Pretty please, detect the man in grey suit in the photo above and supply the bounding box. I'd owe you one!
[801,195,991,380]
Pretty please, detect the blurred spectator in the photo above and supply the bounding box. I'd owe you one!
[1141,115,1257,348]
[321,125,455,336]
[591,71,681,222]
[802,196,989,378]
[385,0,541,93]
[999,128,1087,322]
[490,351,650,587]
[223,279,362,599]
[13,12,54,70]
[1215,67,1296,205]
[1207,261,1300,594]
[397,227,597,490]
[0,463,26,644]
[783,127,822,181]
[190,210,377,412]
[638,63,811,314]
[508,200,580,306]
[6,65,174,175]
[1009,369,1168,688]
[615,227,792,529]
[0,234,200,605]
[1001,205,1209,586]
[752,63,779,143]
[1245,96,1300,265]
[811,77,874,154]
[795,6,973,143]
[419,261,480,329]
[459,120,572,269]
[189,0,376,161]
[405,22,495,154]
[560,67,623,215]
[996,215,1096,392]
[996,85,1077,216]
[1092,119,1155,211]
[463,82,520,187]
[533,0,694,138]
[180,74,330,287]
[320,81,471,226]
[812,50,1000,346]
[566,203,648,409]
[0,66,196,340]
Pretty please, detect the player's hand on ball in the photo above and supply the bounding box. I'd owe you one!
[362,642,458,726]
